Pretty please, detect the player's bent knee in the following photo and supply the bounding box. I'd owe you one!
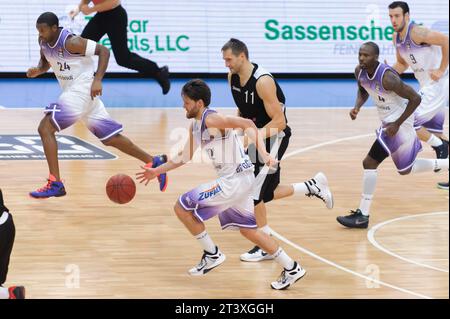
[101,136,117,147]
[363,157,379,170]
[38,116,56,136]
[173,201,188,218]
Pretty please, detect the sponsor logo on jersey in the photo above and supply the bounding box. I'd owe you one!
[57,75,74,81]
[198,184,222,201]
[236,159,254,173]
[58,47,64,58]
[232,86,241,92]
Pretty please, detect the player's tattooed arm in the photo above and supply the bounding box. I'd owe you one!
[350,66,369,120]
[26,49,50,78]
[411,25,449,80]
[382,70,421,136]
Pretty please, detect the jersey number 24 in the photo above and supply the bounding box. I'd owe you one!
[57,62,71,72]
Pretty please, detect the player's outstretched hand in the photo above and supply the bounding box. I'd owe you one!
[26,67,42,78]
[90,79,102,100]
[136,166,158,186]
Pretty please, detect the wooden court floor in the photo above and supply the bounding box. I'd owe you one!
[0,107,448,299]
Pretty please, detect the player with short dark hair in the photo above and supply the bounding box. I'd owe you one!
[336,42,448,229]
[27,12,167,198]
[388,1,449,190]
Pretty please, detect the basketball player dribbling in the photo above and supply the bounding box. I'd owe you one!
[137,79,306,290]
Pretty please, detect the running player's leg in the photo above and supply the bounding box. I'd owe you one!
[415,109,448,159]
[242,133,288,260]
[219,193,305,290]
[239,227,306,290]
[105,6,170,94]
[37,113,59,180]
[85,98,168,191]
[30,88,86,198]
[80,11,107,42]
[414,77,449,156]
[177,180,229,276]
[337,139,387,229]
[273,172,334,209]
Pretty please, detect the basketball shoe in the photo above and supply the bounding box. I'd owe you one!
[240,246,274,262]
[336,209,369,229]
[437,181,449,190]
[432,138,449,160]
[147,154,168,192]
[305,172,334,209]
[188,246,226,276]
[30,174,66,199]
[8,286,25,299]
[271,261,306,290]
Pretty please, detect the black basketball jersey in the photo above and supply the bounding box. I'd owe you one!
[231,63,287,129]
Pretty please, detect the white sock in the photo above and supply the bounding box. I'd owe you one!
[194,230,216,254]
[411,158,449,174]
[259,225,272,236]
[272,247,295,270]
[426,134,443,147]
[0,287,9,299]
[293,182,310,195]
[358,170,377,216]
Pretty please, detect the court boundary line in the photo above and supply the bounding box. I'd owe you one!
[272,132,445,299]
[271,229,433,299]
[367,211,449,273]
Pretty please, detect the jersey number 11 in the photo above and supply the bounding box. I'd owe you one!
[244,90,255,104]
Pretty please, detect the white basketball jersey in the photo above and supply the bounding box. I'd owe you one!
[358,63,408,123]
[396,23,444,87]
[40,28,95,90]
[193,109,253,178]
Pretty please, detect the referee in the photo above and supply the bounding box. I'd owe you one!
[0,190,25,299]
[70,0,171,94]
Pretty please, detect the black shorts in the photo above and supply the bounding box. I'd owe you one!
[0,212,15,285]
[247,127,291,205]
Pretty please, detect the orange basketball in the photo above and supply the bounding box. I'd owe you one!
[106,174,136,204]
